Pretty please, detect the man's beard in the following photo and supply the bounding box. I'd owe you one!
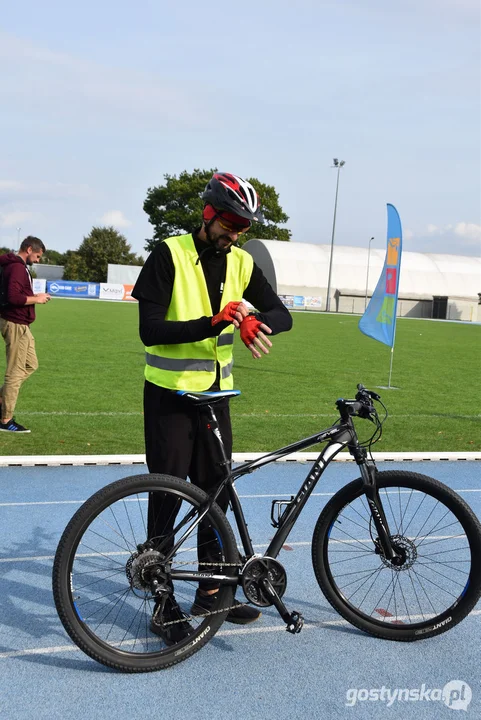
[205,225,235,254]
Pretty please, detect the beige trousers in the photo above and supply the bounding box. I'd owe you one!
[0,319,38,421]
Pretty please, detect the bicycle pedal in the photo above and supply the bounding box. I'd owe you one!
[286,611,304,634]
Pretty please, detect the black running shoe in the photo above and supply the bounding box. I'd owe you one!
[190,590,261,625]
[150,595,194,646]
[0,418,30,433]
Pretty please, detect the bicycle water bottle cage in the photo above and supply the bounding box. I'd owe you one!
[271,498,294,528]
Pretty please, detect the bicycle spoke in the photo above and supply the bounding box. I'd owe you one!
[328,551,375,565]
[329,524,376,554]
[414,559,468,587]
[107,504,139,552]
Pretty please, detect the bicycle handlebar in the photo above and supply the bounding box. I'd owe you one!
[335,384,381,422]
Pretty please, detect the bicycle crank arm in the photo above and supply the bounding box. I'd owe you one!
[260,578,304,634]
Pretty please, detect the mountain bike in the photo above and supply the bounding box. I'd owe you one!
[52,384,481,672]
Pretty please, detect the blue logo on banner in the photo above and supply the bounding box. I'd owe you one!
[47,281,99,298]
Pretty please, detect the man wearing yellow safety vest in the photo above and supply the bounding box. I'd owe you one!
[132,172,292,645]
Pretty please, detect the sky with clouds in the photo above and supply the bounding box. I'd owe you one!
[0,0,480,259]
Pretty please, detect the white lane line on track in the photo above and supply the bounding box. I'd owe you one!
[2,488,481,507]
[1,610,481,659]
[0,536,469,563]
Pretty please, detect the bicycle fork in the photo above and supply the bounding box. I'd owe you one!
[360,461,403,564]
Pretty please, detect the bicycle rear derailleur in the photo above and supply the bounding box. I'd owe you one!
[241,556,304,634]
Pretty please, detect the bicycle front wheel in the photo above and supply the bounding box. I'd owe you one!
[52,474,239,672]
[312,471,481,641]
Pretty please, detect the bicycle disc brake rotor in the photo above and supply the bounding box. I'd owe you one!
[378,535,418,571]
[241,557,287,607]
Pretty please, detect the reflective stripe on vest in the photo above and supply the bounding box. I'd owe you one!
[217,334,234,347]
[146,353,216,373]
[221,361,233,379]
[144,234,253,392]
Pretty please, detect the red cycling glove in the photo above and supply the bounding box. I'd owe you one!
[211,301,241,327]
[240,315,262,347]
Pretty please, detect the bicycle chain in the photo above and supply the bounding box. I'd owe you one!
[172,560,241,568]
[153,561,246,627]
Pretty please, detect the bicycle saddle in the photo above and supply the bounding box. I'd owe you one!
[175,390,241,406]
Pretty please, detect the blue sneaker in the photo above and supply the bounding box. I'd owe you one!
[0,418,30,433]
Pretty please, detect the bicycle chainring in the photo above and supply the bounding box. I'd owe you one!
[241,557,287,607]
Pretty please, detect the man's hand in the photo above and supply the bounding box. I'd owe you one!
[212,301,248,329]
[240,315,273,359]
[35,293,51,304]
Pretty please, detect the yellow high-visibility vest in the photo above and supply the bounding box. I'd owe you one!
[145,234,254,391]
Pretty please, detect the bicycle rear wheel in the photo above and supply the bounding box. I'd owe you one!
[312,471,481,640]
[52,474,239,671]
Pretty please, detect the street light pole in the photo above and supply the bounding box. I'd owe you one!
[325,158,345,312]
[364,236,375,309]
[16,227,21,247]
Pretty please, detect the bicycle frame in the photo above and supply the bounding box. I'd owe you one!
[169,402,398,589]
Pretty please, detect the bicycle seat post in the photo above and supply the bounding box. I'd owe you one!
[204,403,231,475]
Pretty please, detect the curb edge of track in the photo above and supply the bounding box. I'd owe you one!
[0,451,480,467]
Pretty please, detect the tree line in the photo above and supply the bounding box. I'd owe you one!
[1,169,290,283]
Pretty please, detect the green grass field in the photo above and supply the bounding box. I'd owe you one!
[0,299,480,455]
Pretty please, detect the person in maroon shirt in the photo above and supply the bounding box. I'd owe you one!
[0,236,51,433]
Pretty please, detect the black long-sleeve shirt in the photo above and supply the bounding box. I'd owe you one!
[132,232,292,347]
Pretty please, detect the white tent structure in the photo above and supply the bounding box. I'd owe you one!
[243,240,481,322]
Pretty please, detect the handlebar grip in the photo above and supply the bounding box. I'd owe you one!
[357,383,381,402]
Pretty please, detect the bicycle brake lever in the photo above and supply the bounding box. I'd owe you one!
[358,404,376,422]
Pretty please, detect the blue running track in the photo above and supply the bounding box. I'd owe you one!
[0,461,480,719]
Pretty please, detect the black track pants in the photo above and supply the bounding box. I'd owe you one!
[143,381,233,589]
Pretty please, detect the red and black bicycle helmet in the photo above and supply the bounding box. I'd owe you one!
[202,172,264,223]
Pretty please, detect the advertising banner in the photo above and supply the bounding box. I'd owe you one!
[47,281,99,298]
[279,295,294,308]
[305,296,322,308]
[32,279,47,294]
[99,283,124,301]
[122,284,137,301]
[293,296,305,308]
[99,284,137,301]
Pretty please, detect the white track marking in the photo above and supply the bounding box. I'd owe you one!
[1,610,480,659]
[1,488,480,508]
[0,536,471,563]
